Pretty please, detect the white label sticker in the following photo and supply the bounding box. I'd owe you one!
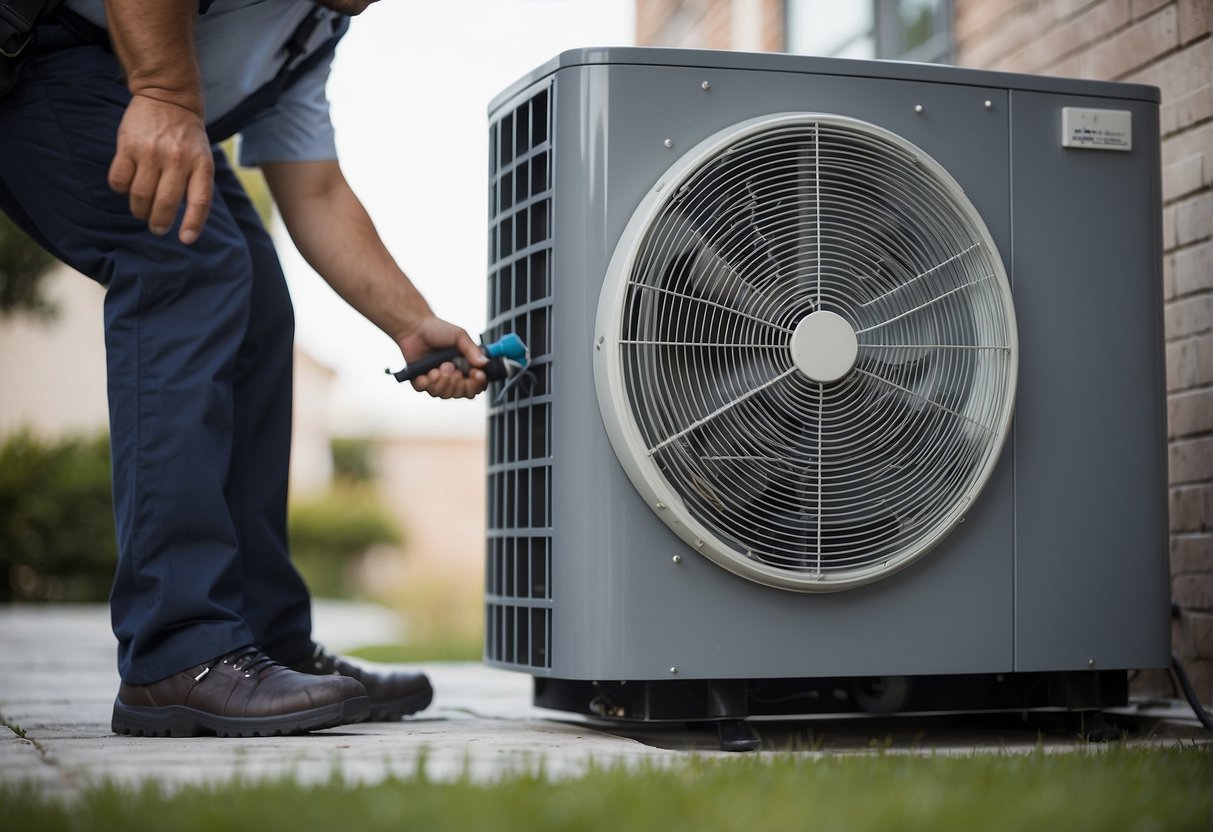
[1062,107,1132,151]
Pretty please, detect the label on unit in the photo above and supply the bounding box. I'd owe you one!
[1061,107,1132,151]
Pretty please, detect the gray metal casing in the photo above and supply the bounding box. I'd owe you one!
[487,49,1168,681]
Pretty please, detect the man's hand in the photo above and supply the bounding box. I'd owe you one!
[399,316,489,400]
[108,94,213,245]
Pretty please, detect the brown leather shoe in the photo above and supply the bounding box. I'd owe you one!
[294,644,433,721]
[111,646,370,737]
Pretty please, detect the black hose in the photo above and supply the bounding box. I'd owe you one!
[1170,652,1213,734]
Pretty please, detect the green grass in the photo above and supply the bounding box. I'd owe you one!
[346,640,482,663]
[2,745,1208,832]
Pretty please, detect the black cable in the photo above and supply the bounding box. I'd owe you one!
[1170,652,1213,734]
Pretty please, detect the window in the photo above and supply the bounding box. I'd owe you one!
[786,0,953,63]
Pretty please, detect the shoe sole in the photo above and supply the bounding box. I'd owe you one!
[367,686,434,722]
[111,695,371,738]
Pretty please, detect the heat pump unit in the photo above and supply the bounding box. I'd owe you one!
[482,49,1168,747]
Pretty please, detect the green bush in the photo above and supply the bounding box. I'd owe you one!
[0,212,59,318]
[288,486,404,599]
[331,438,375,484]
[0,430,116,602]
[0,431,403,602]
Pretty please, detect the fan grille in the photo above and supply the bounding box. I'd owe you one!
[597,114,1017,591]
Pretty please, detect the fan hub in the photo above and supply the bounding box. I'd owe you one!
[790,311,859,383]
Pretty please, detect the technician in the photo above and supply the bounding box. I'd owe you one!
[0,0,486,737]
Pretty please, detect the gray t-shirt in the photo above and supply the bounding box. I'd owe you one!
[64,0,341,166]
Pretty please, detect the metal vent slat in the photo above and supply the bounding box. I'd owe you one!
[485,83,554,669]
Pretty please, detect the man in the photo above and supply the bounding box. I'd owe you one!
[0,0,487,737]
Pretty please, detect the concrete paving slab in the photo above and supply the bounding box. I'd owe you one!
[1,603,1207,799]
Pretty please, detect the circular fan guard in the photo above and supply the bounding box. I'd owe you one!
[594,113,1017,591]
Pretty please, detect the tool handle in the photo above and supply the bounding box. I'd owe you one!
[391,347,464,382]
[391,352,513,383]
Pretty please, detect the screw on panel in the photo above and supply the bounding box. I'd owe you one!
[914,104,924,114]
[655,502,666,510]
[663,138,674,148]
[669,666,679,675]
[701,80,711,91]
[596,335,604,351]
[1087,658,1096,668]
[984,99,993,110]
[695,539,704,548]
[672,554,682,564]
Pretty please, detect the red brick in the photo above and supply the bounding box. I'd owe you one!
[1173,655,1213,703]
[1168,388,1213,437]
[1130,40,1213,106]
[964,4,1061,69]
[1185,611,1213,654]
[1175,191,1213,246]
[1161,83,1213,136]
[1164,154,1208,202]
[1170,481,1213,530]
[1164,333,1213,388]
[998,0,1132,73]
[1172,531,1213,572]
[1080,5,1179,78]
[1169,435,1213,483]
[1132,0,1174,17]
[1165,292,1213,337]
[1164,203,1179,250]
[955,0,1025,44]
[1178,0,1212,41]
[1161,122,1213,171]
[1174,572,1213,607]
[1173,240,1213,295]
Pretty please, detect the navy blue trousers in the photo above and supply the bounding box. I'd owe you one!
[0,20,315,683]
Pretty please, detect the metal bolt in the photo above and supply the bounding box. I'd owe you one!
[984,99,993,110]
[701,80,711,91]
[672,554,682,564]
[914,104,924,114]
[663,138,674,148]
[669,666,679,675]
[1087,658,1096,668]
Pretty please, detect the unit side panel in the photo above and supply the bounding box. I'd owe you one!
[1009,91,1169,672]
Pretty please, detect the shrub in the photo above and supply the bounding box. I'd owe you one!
[0,430,116,601]
[0,431,404,602]
[0,212,59,319]
[288,486,404,598]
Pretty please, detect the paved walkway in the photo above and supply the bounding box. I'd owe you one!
[1,604,1206,798]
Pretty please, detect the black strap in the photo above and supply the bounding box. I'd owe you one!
[206,8,348,144]
[0,0,61,57]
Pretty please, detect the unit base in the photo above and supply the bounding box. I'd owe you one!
[534,671,1129,723]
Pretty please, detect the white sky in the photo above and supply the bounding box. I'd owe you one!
[277,0,636,438]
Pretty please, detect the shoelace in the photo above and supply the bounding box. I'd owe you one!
[193,646,277,682]
[227,646,277,675]
[305,644,341,675]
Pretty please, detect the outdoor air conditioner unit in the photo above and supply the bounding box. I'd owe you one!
[482,48,1168,748]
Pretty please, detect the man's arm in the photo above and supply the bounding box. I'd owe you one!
[263,159,487,399]
[104,0,213,244]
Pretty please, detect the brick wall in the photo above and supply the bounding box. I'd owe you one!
[634,0,1211,701]
[955,0,1213,704]
[637,0,784,50]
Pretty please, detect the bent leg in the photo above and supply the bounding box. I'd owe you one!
[0,26,259,683]
[212,164,314,664]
